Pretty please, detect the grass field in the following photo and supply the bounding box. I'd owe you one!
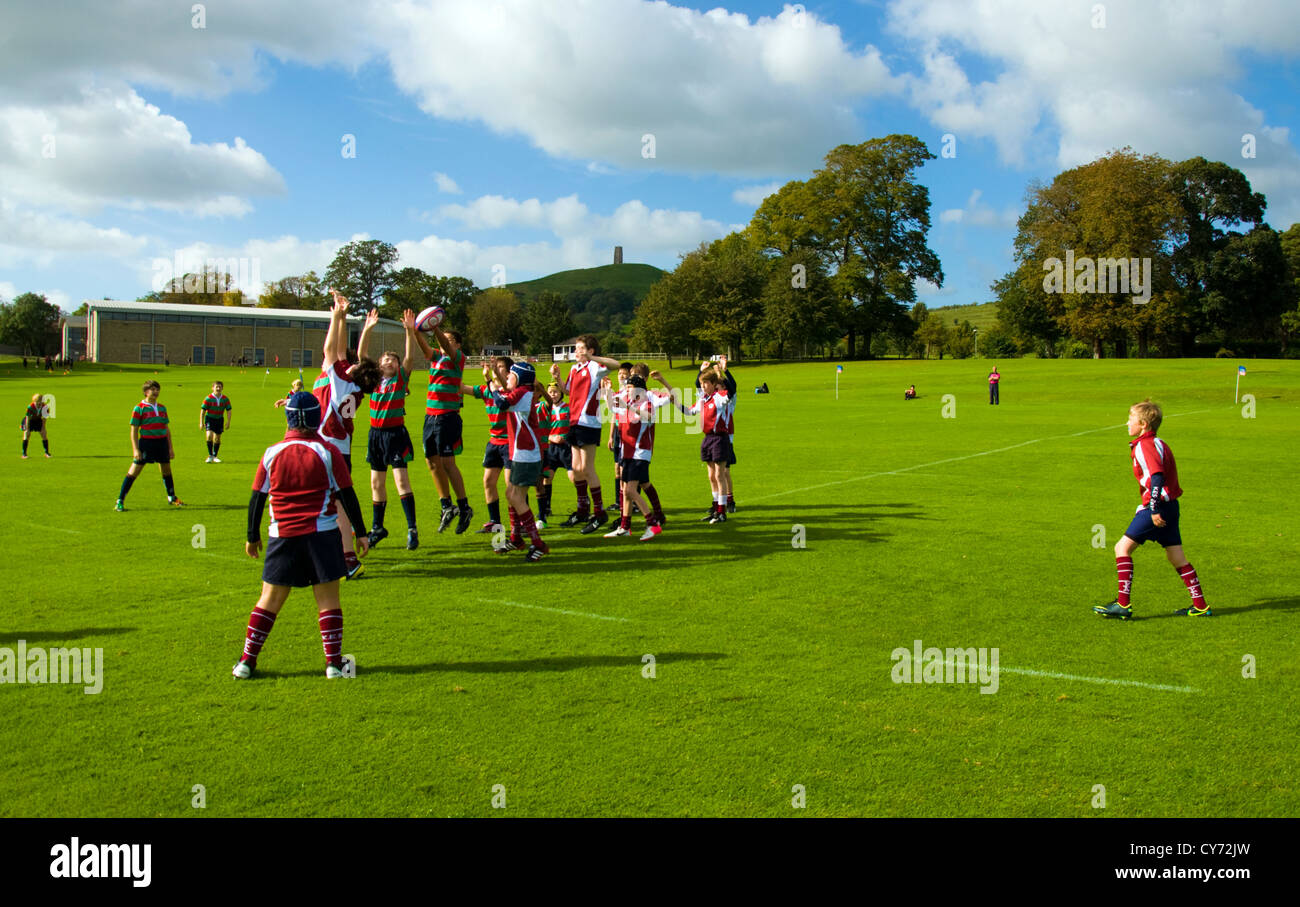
[1,357,1297,817]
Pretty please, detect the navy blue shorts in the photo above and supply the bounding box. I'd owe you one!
[622,458,650,485]
[569,424,602,448]
[367,426,414,471]
[263,528,348,587]
[1124,499,1182,548]
[700,434,732,464]
[134,437,170,465]
[205,417,225,435]
[544,443,572,473]
[422,413,463,459]
[482,441,508,470]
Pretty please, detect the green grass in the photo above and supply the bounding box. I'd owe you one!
[1,358,1297,817]
[929,300,999,332]
[506,262,665,302]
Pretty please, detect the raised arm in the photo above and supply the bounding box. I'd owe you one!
[323,291,348,367]
[357,309,379,362]
[400,309,418,373]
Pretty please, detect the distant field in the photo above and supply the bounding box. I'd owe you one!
[929,300,999,333]
[1,358,1296,817]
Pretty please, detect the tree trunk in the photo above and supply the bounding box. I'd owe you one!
[846,328,857,359]
[1093,337,1103,358]
[1115,335,1129,358]
[1137,331,1149,358]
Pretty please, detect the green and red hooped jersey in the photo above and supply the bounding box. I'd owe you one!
[546,400,570,442]
[131,401,170,439]
[426,350,466,417]
[470,383,508,445]
[201,393,232,419]
[369,368,410,430]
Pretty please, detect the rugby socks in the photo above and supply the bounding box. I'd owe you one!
[372,500,386,531]
[440,496,452,513]
[400,493,417,530]
[119,474,136,501]
[1177,564,1207,611]
[537,487,551,519]
[456,497,470,515]
[591,485,604,513]
[487,499,501,526]
[621,514,632,531]
[644,483,661,515]
[575,480,589,517]
[163,473,176,499]
[41,440,48,455]
[507,506,521,545]
[727,493,735,507]
[206,440,214,456]
[518,508,543,546]
[1116,556,1134,607]
[714,493,726,515]
[213,440,221,457]
[318,610,343,667]
[615,480,624,511]
[22,440,28,456]
[241,607,277,665]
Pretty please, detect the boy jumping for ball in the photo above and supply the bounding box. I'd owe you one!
[233,392,369,680]
[201,380,232,462]
[411,318,474,534]
[1094,400,1211,619]
[117,380,183,510]
[365,309,422,551]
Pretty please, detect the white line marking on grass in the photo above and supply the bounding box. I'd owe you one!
[753,410,1212,502]
[480,598,631,623]
[994,663,1196,694]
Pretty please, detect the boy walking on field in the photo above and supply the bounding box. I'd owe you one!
[1094,400,1211,619]
[201,380,232,462]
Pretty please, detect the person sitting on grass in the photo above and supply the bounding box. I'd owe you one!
[904,384,917,400]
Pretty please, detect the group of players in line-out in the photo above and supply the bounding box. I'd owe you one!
[49,288,1209,681]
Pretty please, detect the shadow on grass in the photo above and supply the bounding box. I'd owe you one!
[1140,596,1300,620]
[256,651,727,680]
[0,627,136,643]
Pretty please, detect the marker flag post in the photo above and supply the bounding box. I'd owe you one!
[1235,364,1246,403]
[836,364,843,399]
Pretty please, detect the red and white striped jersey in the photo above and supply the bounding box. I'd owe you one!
[565,360,607,429]
[689,389,734,435]
[615,391,673,461]
[313,361,362,455]
[1130,431,1182,510]
[252,434,352,538]
[493,385,544,463]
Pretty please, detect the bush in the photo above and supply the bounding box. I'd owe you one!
[1215,347,1234,358]
[1063,340,1092,359]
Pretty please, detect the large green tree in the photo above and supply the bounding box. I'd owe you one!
[749,135,943,358]
[258,271,329,309]
[467,288,523,353]
[324,239,399,314]
[630,269,698,368]
[0,292,61,355]
[521,291,577,354]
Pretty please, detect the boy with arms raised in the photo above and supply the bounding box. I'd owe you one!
[365,309,421,551]
[200,380,232,462]
[656,366,733,524]
[489,362,550,562]
[549,335,622,534]
[314,295,382,577]
[464,356,512,535]
[1094,400,1211,619]
[411,317,474,534]
[116,380,183,510]
[233,392,369,679]
[602,373,670,540]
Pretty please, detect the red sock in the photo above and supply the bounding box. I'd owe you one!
[591,485,604,512]
[242,607,277,664]
[621,514,631,530]
[727,493,734,504]
[615,480,623,510]
[575,481,589,515]
[644,483,661,514]
[318,609,343,665]
[519,508,543,546]
[1177,563,1206,610]
[507,507,521,544]
[1116,556,1133,606]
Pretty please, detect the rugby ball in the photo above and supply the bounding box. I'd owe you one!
[415,306,445,332]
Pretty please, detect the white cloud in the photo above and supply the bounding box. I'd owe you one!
[433,172,462,194]
[732,182,784,207]
[938,189,1017,228]
[0,197,151,270]
[0,281,16,302]
[887,0,1300,223]
[379,0,896,176]
[0,87,285,218]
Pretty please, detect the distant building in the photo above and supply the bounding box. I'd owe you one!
[59,315,87,361]
[80,300,413,366]
[481,344,512,358]
[613,245,623,265]
[552,336,580,362]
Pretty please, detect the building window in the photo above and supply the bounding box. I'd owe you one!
[140,344,165,363]
[290,349,314,368]
[191,345,215,364]
[243,347,266,365]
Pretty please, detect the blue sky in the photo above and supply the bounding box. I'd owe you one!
[2,0,1298,313]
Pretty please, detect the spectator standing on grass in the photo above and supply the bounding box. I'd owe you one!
[988,365,1000,405]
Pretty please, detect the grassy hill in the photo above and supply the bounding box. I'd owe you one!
[506,262,665,302]
[927,300,999,333]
